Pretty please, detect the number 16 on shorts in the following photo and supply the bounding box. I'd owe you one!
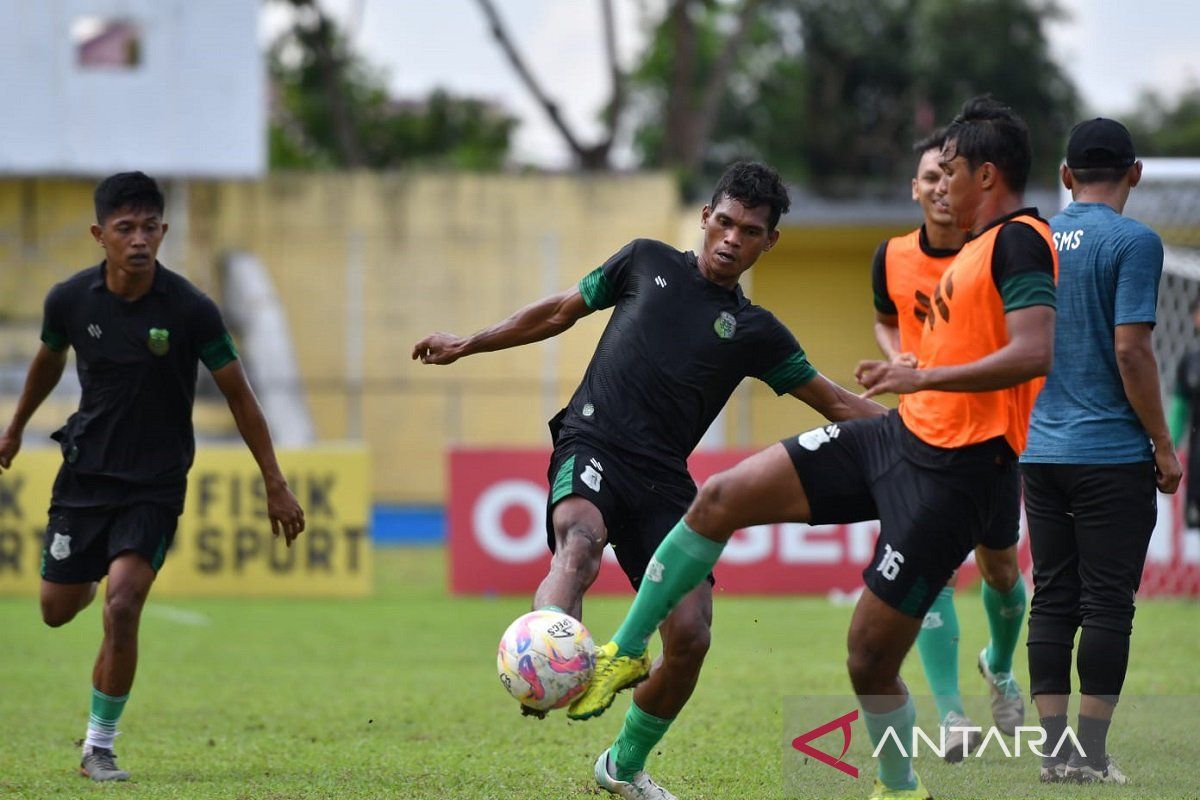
[875,543,904,581]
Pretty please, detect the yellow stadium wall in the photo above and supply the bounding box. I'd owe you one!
[743,224,910,445]
[0,174,680,504]
[0,175,911,505]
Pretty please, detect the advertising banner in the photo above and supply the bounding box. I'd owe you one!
[0,446,370,597]
[449,448,1198,597]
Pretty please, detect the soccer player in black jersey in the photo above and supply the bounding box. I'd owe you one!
[0,172,305,782]
[413,162,885,799]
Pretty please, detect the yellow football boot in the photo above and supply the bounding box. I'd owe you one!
[567,641,651,721]
[868,771,933,799]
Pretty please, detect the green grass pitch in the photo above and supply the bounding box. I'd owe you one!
[1,547,1196,799]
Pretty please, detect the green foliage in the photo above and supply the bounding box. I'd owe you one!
[3,548,1199,798]
[794,0,918,191]
[1126,85,1200,157]
[267,12,515,170]
[629,1,808,191]
[630,0,1080,192]
[911,0,1079,187]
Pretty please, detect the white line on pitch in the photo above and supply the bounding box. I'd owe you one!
[147,604,211,626]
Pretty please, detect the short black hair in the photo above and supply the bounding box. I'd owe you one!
[710,161,790,231]
[912,128,947,156]
[1068,166,1130,186]
[941,96,1032,193]
[94,171,164,225]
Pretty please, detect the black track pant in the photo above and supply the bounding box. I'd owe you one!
[1021,462,1157,700]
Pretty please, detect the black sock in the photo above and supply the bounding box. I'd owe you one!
[1039,714,1069,766]
[1077,715,1112,770]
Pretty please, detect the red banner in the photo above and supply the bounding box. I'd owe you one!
[448,449,1199,597]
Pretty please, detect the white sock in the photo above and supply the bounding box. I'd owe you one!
[84,725,117,752]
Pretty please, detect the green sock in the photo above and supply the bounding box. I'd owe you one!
[538,605,565,613]
[86,688,129,750]
[916,586,964,722]
[612,519,724,657]
[611,701,675,781]
[863,697,917,790]
[983,578,1027,674]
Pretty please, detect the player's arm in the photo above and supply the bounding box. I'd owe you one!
[873,312,913,366]
[789,373,888,421]
[211,358,305,545]
[0,344,68,471]
[1115,323,1181,492]
[869,242,913,365]
[859,222,1055,397]
[858,305,1054,397]
[412,287,594,366]
[1108,231,1178,490]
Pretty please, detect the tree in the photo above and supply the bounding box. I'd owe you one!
[793,0,916,190]
[629,0,792,183]
[269,0,515,170]
[629,0,1080,193]
[910,0,1079,187]
[1125,85,1200,157]
[474,0,765,174]
[473,0,627,170]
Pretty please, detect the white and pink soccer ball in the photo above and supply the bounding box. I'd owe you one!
[496,610,595,712]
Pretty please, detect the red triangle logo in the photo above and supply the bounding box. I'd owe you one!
[791,709,859,778]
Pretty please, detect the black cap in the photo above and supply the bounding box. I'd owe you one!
[1066,118,1136,169]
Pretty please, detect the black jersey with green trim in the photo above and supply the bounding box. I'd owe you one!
[40,262,239,494]
[559,238,816,471]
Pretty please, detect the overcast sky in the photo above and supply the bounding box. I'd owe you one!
[262,0,1200,168]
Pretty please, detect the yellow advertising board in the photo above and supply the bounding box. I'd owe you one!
[0,446,371,597]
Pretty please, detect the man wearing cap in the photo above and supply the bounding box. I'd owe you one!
[1022,118,1181,784]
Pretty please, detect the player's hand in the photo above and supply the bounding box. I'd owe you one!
[890,352,918,368]
[855,359,924,399]
[411,332,466,365]
[0,428,21,473]
[266,482,305,546]
[1154,440,1183,494]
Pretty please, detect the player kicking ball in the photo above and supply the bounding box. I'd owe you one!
[576,96,1058,799]
[414,162,886,799]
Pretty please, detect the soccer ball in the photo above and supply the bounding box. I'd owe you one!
[496,609,595,712]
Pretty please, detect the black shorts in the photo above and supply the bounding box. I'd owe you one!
[981,461,1021,550]
[41,504,178,584]
[546,434,698,589]
[782,411,1015,618]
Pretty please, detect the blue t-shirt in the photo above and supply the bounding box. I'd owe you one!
[1023,202,1163,464]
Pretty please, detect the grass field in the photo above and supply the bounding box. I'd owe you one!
[2,547,1197,799]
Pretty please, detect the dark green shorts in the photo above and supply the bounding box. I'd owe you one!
[41,504,178,584]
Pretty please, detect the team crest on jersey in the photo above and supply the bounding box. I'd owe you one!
[147,328,170,356]
[49,532,71,561]
[713,311,737,340]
